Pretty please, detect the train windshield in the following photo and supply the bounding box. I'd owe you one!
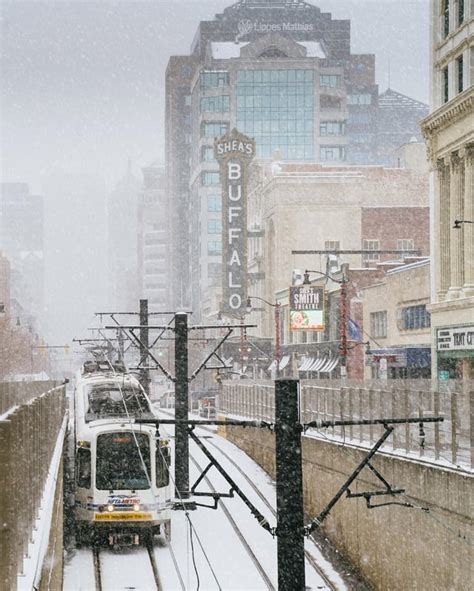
[86,383,153,420]
[96,432,151,490]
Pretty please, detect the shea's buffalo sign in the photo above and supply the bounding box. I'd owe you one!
[215,129,255,315]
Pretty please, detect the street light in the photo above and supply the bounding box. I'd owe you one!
[246,295,281,377]
[453,219,474,229]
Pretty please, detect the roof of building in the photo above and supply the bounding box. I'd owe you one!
[378,88,428,112]
[210,39,325,59]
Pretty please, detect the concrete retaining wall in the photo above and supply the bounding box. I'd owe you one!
[219,424,473,590]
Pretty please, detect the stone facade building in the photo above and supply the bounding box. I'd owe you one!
[421,0,474,379]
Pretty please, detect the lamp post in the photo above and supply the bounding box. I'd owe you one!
[246,296,281,377]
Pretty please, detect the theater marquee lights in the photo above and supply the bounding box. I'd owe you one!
[215,128,255,315]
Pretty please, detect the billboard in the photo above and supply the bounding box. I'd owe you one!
[215,129,255,315]
[289,285,324,331]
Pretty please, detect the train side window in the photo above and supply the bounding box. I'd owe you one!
[156,446,170,488]
[77,448,91,488]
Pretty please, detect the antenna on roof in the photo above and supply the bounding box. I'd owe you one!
[387,57,391,90]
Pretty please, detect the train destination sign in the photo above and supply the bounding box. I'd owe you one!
[289,285,325,331]
[215,129,255,315]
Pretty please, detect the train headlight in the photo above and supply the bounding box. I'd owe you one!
[107,504,115,512]
[133,503,140,512]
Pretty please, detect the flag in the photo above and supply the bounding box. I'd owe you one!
[348,318,361,341]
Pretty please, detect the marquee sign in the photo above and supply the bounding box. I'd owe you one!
[289,285,325,331]
[437,325,474,351]
[215,129,255,315]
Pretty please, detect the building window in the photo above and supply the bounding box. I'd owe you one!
[370,311,387,338]
[443,0,450,37]
[401,305,430,330]
[236,69,314,160]
[320,74,341,88]
[201,146,215,162]
[320,121,345,136]
[208,240,222,255]
[200,95,230,113]
[363,239,380,261]
[458,0,465,26]
[200,71,229,89]
[456,54,464,93]
[320,146,345,161]
[397,239,414,256]
[208,219,222,234]
[207,195,221,212]
[347,94,372,105]
[201,121,229,138]
[184,95,192,107]
[443,66,449,103]
[325,240,340,251]
[201,172,220,186]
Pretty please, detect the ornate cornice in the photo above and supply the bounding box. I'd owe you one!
[421,86,474,142]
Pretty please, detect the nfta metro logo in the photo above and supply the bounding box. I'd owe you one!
[215,129,255,314]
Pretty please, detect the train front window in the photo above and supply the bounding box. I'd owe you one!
[86,383,152,420]
[96,432,151,490]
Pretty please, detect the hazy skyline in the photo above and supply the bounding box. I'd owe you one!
[1,0,430,193]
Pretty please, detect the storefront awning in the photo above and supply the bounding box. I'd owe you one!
[368,347,431,368]
[298,352,339,373]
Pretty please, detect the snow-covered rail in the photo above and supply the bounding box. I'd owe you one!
[202,432,338,591]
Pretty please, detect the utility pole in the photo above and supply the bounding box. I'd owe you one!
[139,299,150,395]
[275,379,305,590]
[339,265,348,380]
[174,312,189,497]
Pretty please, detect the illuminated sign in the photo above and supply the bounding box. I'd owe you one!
[215,129,255,315]
[289,285,324,331]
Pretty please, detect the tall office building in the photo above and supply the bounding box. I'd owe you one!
[137,162,170,312]
[107,164,141,311]
[0,183,44,320]
[166,0,426,319]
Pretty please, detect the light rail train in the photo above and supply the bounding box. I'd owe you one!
[73,361,172,546]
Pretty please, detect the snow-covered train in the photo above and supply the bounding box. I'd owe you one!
[73,361,172,546]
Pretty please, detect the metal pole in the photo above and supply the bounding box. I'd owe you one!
[274,303,281,377]
[240,315,245,374]
[339,269,348,380]
[275,379,305,590]
[174,312,189,497]
[139,299,150,395]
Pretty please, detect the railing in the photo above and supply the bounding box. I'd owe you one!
[219,380,474,471]
[0,381,66,590]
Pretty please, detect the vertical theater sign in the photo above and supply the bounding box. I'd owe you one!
[215,129,255,315]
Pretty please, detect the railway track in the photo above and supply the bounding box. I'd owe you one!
[196,425,338,591]
[188,451,276,590]
[92,543,163,590]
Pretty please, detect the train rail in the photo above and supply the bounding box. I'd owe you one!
[91,544,163,590]
[188,451,276,590]
[201,433,337,591]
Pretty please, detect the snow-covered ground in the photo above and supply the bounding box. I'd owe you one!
[63,412,348,590]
